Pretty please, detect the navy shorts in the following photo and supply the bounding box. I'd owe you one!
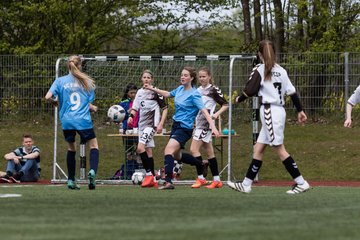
[63,129,96,144]
[170,121,193,149]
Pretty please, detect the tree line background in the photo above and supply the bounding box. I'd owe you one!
[0,0,359,55]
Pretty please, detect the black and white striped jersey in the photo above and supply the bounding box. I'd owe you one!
[195,84,228,129]
[132,87,167,131]
[242,64,296,106]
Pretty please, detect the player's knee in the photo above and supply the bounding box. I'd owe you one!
[88,138,99,149]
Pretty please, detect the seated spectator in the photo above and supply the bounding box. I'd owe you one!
[0,134,41,183]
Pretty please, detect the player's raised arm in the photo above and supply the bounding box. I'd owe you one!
[144,84,171,98]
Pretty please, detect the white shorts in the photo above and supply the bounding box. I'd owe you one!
[193,128,212,143]
[138,127,156,148]
[257,104,285,146]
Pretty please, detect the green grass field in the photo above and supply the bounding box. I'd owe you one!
[1,115,360,181]
[1,184,360,240]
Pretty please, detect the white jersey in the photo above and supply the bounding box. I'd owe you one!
[257,64,296,105]
[348,85,360,106]
[241,63,296,146]
[132,87,167,131]
[242,63,296,106]
[195,84,228,129]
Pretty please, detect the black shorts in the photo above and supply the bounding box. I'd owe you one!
[63,129,96,144]
[170,121,193,149]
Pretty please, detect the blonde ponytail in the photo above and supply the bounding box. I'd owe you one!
[67,55,95,92]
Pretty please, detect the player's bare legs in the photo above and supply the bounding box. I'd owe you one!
[253,142,266,160]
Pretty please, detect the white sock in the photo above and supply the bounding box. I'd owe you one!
[213,176,220,181]
[242,177,253,186]
[198,175,205,180]
[294,176,305,185]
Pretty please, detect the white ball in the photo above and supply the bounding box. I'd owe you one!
[107,105,126,122]
[173,160,183,176]
[131,171,145,185]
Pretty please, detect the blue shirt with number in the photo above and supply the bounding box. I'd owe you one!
[49,73,95,130]
[170,85,204,129]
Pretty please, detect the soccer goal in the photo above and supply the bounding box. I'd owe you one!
[51,55,256,184]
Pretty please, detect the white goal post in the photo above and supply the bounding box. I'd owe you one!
[51,55,256,184]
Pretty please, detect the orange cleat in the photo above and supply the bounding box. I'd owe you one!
[141,175,155,188]
[191,178,207,188]
[205,180,223,189]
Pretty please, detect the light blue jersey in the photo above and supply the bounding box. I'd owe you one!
[49,73,95,130]
[170,85,204,129]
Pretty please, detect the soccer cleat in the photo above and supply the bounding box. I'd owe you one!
[67,180,80,190]
[286,181,310,194]
[191,178,207,188]
[205,180,223,189]
[227,181,251,193]
[141,175,155,188]
[88,169,96,190]
[158,182,175,190]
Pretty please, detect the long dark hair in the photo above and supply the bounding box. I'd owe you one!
[259,40,276,81]
[121,83,138,101]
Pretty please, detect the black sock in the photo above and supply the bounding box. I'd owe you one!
[148,157,155,176]
[90,148,99,173]
[6,171,12,177]
[180,153,203,175]
[67,150,76,181]
[164,154,174,183]
[245,159,263,180]
[282,156,301,179]
[195,156,204,176]
[208,157,219,176]
[139,152,150,173]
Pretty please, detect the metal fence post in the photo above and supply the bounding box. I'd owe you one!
[344,52,349,119]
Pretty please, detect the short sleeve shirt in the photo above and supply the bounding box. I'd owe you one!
[49,73,95,130]
[196,84,228,129]
[348,85,360,106]
[14,146,41,163]
[170,85,204,129]
[132,87,167,130]
[257,64,296,106]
